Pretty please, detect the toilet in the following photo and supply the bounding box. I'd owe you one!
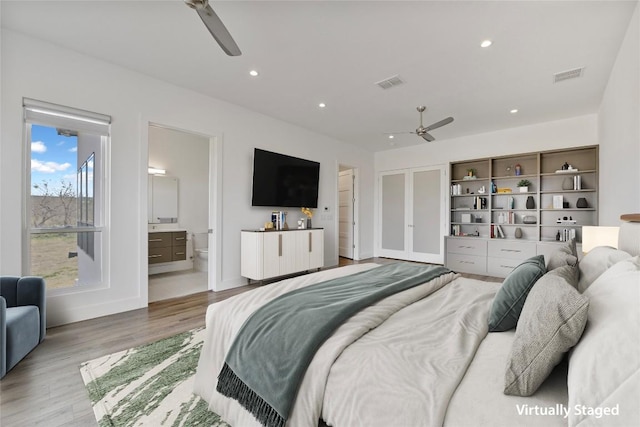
[193,233,208,272]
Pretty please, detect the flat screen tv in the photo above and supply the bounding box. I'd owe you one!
[251,148,320,208]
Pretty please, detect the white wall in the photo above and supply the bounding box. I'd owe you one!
[598,3,640,225]
[0,29,375,326]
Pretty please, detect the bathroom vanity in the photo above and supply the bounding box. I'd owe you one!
[148,229,193,274]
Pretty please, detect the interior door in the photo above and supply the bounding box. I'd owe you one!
[378,171,408,258]
[409,166,446,264]
[378,166,446,263]
[338,169,354,258]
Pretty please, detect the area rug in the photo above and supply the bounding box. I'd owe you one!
[80,328,230,427]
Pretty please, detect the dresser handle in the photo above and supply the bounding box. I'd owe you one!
[149,254,163,258]
[309,232,312,252]
[149,238,163,242]
[175,237,185,241]
[500,249,521,253]
[500,264,516,269]
[175,252,185,255]
[279,234,282,257]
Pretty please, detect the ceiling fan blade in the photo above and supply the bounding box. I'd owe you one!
[420,132,435,142]
[424,117,454,132]
[384,131,415,135]
[196,4,242,56]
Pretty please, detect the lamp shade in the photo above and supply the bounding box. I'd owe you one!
[582,226,619,253]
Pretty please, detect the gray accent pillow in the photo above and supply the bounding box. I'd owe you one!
[551,264,579,289]
[547,238,578,271]
[488,255,546,332]
[504,268,589,396]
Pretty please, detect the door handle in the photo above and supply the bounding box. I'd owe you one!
[279,234,282,257]
[309,232,312,252]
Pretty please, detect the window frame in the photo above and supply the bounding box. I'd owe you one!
[23,99,110,293]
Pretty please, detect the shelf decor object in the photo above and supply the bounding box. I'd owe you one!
[446,145,598,277]
[526,196,535,209]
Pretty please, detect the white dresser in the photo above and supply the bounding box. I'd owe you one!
[446,236,581,278]
[241,229,324,281]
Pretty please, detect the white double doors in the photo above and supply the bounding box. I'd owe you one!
[378,166,446,264]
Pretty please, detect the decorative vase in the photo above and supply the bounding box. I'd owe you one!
[562,177,573,190]
[526,196,535,209]
[306,218,312,229]
[576,198,588,208]
[514,227,523,239]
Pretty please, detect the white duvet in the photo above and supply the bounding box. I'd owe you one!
[194,263,498,427]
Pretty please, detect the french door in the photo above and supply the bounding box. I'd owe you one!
[378,165,446,264]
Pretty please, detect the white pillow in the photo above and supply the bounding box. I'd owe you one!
[577,246,631,293]
[568,256,640,427]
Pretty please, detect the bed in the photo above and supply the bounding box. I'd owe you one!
[194,216,640,427]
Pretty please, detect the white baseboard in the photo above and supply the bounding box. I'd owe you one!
[46,296,146,328]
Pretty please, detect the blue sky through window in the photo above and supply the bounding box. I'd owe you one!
[31,124,78,195]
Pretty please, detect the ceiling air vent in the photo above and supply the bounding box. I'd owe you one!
[375,75,405,90]
[553,67,584,83]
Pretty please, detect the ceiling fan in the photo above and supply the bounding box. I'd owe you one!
[185,0,242,56]
[389,106,454,142]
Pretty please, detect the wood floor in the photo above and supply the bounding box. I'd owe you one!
[0,257,500,426]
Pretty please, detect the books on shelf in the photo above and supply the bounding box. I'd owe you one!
[491,224,506,239]
[497,210,516,225]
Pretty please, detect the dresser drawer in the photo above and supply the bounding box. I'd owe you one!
[149,246,172,264]
[172,244,187,261]
[446,253,487,275]
[148,232,172,248]
[488,240,535,260]
[487,257,524,278]
[446,238,487,256]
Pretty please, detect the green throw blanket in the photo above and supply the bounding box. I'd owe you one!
[216,262,451,427]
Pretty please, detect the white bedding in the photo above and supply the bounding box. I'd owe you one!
[194,263,461,426]
[445,328,568,427]
[194,265,571,427]
[322,277,499,426]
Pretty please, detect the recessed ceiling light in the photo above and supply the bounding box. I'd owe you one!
[388,135,394,139]
[249,70,259,77]
[480,40,492,48]
[510,109,519,114]
[318,103,326,108]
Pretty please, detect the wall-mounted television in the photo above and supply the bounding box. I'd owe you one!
[251,148,320,208]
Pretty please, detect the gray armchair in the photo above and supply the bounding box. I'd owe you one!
[1,276,46,379]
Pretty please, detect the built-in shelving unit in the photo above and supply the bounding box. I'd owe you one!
[446,145,598,277]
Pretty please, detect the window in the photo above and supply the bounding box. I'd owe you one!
[24,99,110,290]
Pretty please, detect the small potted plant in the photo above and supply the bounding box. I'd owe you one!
[517,179,532,193]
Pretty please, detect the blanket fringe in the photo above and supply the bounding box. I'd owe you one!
[217,362,286,427]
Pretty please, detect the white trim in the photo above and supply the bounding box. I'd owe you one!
[376,165,447,264]
[141,118,224,299]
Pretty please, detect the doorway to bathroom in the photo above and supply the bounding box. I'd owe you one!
[147,124,215,302]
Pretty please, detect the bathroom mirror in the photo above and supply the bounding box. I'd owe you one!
[148,175,178,223]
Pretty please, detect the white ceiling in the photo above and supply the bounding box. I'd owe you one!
[1,1,637,151]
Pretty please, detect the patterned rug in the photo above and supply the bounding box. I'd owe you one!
[79,328,230,427]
